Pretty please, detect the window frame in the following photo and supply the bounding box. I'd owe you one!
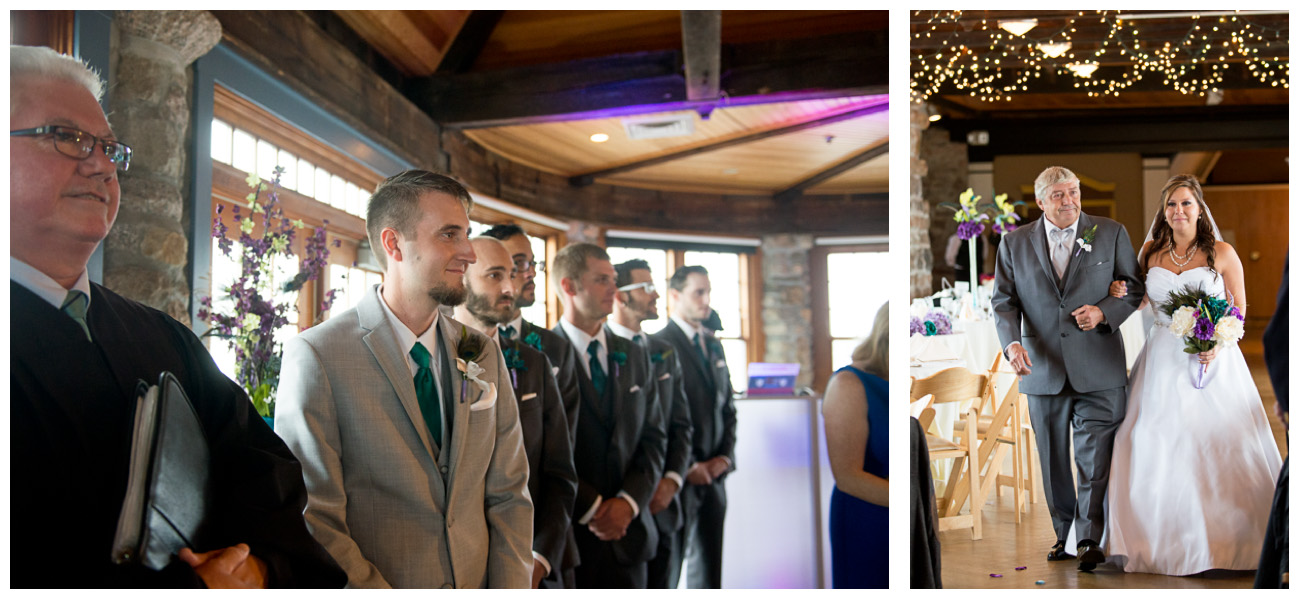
[811,243,887,394]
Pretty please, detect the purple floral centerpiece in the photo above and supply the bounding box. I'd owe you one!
[198,167,340,418]
[912,310,953,337]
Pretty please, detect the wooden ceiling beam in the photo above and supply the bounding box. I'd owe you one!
[567,100,888,187]
[435,10,504,74]
[408,30,887,128]
[775,141,889,202]
[681,10,722,102]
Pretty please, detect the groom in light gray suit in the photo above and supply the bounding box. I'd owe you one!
[992,166,1143,571]
[276,170,533,588]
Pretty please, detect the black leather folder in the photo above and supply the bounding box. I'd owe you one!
[111,371,213,570]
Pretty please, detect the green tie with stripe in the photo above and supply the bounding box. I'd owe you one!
[587,340,607,397]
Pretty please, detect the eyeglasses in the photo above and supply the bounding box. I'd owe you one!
[11,125,132,172]
[617,281,656,294]
[513,258,545,273]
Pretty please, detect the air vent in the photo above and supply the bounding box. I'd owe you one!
[622,112,696,140]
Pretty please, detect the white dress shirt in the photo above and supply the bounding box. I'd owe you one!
[11,258,92,311]
[558,318,640,522]
[377,285,448,445]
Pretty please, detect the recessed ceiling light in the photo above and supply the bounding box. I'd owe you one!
[928,114,943,122]
[590,133,610,143]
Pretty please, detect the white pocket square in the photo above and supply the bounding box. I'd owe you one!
[629,385,641,394]
[552,366,560,376]
[657,373,671,381]
[714,359,727,369]
[520,392,538,401]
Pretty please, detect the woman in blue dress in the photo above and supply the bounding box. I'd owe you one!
[824,303,889,588]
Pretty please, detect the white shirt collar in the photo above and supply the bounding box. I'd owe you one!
[671,315,704,340]
[10,257,92,310]
[559,318,608,378]
[377,284,441,378]
[606,320,644,344]
[502,314,525,339]
[1044,217,1079,242]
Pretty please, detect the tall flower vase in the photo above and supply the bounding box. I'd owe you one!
[967,236,979,313]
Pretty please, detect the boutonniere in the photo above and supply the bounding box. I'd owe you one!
[1074,224,1098,256]
[502,345,526,389]
[524,331,544,352]
[651,348,673,364]
[609,350,627,379]
[456,325,488,403]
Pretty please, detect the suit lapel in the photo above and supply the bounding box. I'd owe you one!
[554,324,613,429]
[1029,218,1063,297]
[605,332,636,443]
[1060,213,1092,292]
[359,288,437,459]
[667,320,715,390]
[439,313,469,470]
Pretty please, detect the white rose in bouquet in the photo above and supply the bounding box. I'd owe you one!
[1214,315,1245,346]
[1169,306,1198,338]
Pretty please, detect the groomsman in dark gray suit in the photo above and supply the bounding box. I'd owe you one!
[453,237,577,588]
[992,166,1144,571]
[609,259,694,589]
[482,224,584,586]
[552,243,666,588]
[653,266,737,588]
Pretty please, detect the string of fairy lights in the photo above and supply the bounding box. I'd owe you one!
[911,10,1289,103]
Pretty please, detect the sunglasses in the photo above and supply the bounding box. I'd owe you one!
[617,281,657,294]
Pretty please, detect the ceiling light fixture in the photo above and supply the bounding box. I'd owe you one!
[1037,41,1072,58]
[589,133,610,143]
[1067,62,1100,77]
[999,19,1038,36]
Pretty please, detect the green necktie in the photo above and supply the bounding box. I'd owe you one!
[587,340,607,397]
[409,342,442,448]
[61,290,92,342]
[499,325,516,339]
[692,332,707,362]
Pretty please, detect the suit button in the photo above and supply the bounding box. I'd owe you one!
[1060,303,1065,308]
[1061,333,1068,338]
[440,466,448,475]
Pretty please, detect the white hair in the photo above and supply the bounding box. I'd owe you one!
[1034,166,1080,201]
[10,45,104,102]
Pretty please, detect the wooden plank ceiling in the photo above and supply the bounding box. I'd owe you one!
[332,10,889,198]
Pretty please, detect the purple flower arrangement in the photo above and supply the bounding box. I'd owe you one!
[198,167,340,418]
[912,310,953,336]
[1158,283,1246,388]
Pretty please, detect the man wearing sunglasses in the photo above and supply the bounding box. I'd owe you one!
[9,45,344,589]
[609,260,694,589]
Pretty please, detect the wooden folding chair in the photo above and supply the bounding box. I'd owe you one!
[910,367,986,540]
[953,353,1028,521]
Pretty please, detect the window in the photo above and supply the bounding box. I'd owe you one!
[811,244,889,392]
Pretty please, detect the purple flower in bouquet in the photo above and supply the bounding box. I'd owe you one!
[1192,317,1215,341]
[924,310,953,336]
[911,316,924,335]
[957,221,985,241]
[1228,305,1244,321]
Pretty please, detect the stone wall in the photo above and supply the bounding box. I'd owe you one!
[761,234,814,389]
[921,122,970,292]
[103,10,221,324]
[909,102,932,298]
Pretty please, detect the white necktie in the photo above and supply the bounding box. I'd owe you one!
[1051,228,1071,279]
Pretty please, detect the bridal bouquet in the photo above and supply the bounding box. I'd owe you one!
[1158,283,1245,387]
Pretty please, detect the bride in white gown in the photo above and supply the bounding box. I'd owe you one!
[1101,174,1283,575]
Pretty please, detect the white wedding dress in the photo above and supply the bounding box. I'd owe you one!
[1103,266,1283,575]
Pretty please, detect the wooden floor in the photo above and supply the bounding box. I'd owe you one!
[933,335,1287,589]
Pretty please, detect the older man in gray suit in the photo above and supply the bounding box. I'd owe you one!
[991,166,1143,572]
[276,170,533,588]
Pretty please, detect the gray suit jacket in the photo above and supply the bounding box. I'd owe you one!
[991,213,1144,395]
[645,336,694,534]
[276,285,533,588]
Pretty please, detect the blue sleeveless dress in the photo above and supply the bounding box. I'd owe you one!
[829,365,888,588]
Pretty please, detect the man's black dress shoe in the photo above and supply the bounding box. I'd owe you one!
[1077,540,1105,572]
[1047,541,1075,561]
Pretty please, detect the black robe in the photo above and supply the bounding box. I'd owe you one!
[10,281,345,588]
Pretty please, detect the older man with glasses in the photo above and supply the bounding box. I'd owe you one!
[9,45,344,589]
